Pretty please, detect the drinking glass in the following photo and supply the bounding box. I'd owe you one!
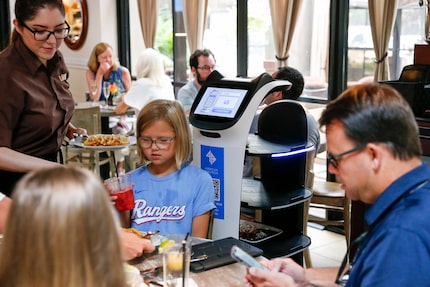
[104,174,135,212]
[89,82,98,105]
[162,235,191,287]
[103,82,110,105]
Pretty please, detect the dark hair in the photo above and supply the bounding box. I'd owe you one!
[273,66,304,100]
[189,49,216,68]
[319,83,422,160]
[11,0,65,43]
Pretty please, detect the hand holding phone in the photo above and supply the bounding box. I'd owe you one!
[231,245,268,270]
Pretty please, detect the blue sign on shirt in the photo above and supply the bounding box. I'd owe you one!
[200,145,224,219]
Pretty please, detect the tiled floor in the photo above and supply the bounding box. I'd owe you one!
[306,223,347,268]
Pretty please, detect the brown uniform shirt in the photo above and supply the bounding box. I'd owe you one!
[0,36,75,195]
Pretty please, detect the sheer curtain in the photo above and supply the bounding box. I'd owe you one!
[310,0,329,82]
[368,0,398,81]
[137,0,158,49]
[182,0,208,53]
[269,0,303,67]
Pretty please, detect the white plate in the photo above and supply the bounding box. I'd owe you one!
[70,136,136,150]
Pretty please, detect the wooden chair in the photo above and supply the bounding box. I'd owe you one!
[62,105,115,177]
[304,179,351,267]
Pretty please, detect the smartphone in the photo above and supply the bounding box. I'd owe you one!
[230,245,268,270]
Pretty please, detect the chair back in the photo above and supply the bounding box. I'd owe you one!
[258,99,307,145]
[72,106,101,135]
[257,100,309,190]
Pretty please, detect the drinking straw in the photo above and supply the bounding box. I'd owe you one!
[111,151,119,178]
[182,232,190,286]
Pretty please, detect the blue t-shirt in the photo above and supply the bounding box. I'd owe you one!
[346,162,430,287]
[129,163,216,236]
[99,66,125,101]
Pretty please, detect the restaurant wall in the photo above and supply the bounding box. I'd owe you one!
[62,0,118,102]
[7,0,119,103]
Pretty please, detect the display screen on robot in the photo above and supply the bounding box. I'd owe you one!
[193,86,248,119]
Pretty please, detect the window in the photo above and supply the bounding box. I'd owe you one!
[125,0,427,102]
[347,0,426,84]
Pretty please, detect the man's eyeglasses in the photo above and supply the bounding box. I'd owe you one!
[197,65,215,71]
[327,144,365,169]
[21,21,70,41]
[138,137,175,150]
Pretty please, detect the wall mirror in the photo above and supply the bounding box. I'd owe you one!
[63,0,88,50]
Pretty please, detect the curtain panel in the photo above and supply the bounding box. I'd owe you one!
[269,0,303,67]
[182,0,208,53]
[368,0,398,81]
[137,0,158,49]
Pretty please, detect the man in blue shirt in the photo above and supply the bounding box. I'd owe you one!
[245,83,430,287]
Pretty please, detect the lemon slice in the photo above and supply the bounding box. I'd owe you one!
[167,252,183,271]
[159,239,175,253]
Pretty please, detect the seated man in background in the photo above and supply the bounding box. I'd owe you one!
[245,83,430,287]
[243,66,321,178]
[177,49,216,115]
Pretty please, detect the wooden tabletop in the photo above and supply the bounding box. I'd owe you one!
[131,252,260,287]
[190,261,249,287]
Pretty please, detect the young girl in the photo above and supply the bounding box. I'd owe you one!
[124,99,215,238]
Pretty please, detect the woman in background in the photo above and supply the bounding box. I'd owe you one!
[115,48,174,114]
[0,167,145,287]
[86,42,132,102]
[86,42,132,174]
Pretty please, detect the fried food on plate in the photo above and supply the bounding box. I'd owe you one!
[83,134,129,146]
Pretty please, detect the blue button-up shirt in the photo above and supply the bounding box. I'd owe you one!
[346,162,430,287]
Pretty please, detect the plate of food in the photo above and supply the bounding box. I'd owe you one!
[70,134,136,150]
[239,220,283,244]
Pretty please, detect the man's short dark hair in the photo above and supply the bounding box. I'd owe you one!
[189,49,216,69]
[274,66,304,100]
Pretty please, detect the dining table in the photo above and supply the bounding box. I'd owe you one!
[130,236,266,287]
[131,253,260,287]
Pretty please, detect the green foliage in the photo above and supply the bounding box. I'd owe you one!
[155,5,173,68]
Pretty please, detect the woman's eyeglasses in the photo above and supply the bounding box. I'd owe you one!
[22,21,70,41]
[138,137,175,150]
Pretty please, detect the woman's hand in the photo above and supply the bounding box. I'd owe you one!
[67,123,87,140]
[120,231,155,260]
[99,61,112,75]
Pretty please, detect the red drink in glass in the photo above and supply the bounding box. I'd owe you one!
[104,174,135,212]
[114,187,135,212]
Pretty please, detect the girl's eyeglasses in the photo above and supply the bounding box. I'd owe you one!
[138,137,175,150]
